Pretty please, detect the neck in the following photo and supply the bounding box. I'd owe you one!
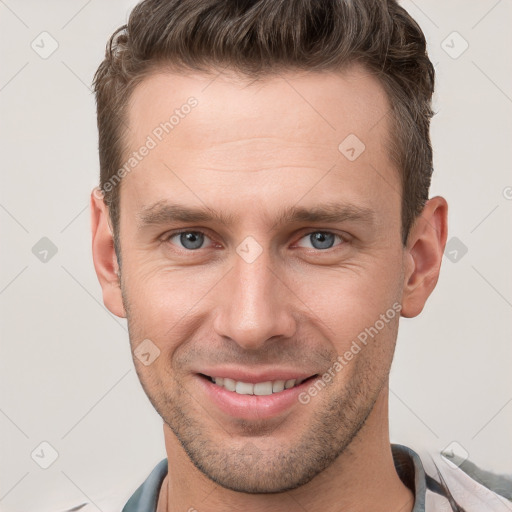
[157,390,414,512]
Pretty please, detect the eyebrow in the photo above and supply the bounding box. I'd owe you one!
[136,200,375,231]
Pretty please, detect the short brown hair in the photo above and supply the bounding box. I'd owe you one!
[93,0,435,256]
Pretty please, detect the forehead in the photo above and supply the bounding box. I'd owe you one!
[126,65,392,158]
[120,65,399,226]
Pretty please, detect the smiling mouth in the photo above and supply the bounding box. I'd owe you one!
[198,373,319,396]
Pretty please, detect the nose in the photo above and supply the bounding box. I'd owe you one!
[213,245,297,350]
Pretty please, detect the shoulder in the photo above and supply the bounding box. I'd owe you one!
[416,446,512,512]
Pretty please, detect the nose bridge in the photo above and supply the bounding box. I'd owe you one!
[213,240,296,349]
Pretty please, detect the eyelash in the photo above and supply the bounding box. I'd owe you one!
[161,229,348,253]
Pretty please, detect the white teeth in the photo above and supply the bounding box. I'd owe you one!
[272,380,285,392]
[284,379,296,389]
[254,381,273,396]
[223,378,236,392]
[235,381,254,395]
[210,376,305,395]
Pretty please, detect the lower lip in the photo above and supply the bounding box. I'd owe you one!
[197,375,316,421]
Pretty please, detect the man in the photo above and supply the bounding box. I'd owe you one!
[90,1,510,511]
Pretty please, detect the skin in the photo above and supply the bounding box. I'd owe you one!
[91,64,448,512]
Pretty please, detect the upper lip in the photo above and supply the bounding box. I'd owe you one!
[197,367,318,383]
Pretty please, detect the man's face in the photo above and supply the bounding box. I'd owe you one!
[112,66,408,492]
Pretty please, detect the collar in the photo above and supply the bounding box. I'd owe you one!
[122,443,428,512]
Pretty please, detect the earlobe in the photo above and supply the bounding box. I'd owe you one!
[90,188,126,318]
[401,196,448,318]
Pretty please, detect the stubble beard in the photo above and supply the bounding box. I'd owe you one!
[121,278,392,493]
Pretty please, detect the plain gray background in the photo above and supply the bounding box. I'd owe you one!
[1,1,511,511]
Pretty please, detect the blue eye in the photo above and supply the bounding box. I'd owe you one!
[296,231,343,250]
[163,230,345,253]
[166,231,213,250]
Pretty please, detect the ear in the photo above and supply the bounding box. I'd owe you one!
[401,196,448,318]
[90,188,126,318]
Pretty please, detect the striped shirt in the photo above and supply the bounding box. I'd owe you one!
[121,444,512,511]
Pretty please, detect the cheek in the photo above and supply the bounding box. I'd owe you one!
[293,258,402,340]
[123,261,222,338]
[328,309,400,395]
[122,242,403,351]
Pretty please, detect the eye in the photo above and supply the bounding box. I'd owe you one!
[164,230,214,251]
[296,231,345,251]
